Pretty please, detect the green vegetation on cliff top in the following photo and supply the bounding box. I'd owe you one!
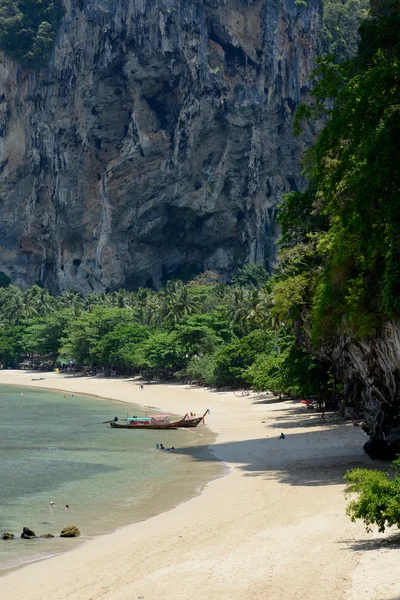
[0,0,63,66]
[275,0,400,343]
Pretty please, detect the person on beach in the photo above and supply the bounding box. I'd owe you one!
[65,505,69,510]
[279,432,286,439]
[156,443,159,449]
[140,384,144,390]
[50,501,55,508]
[160,444,165,450]
[167,447,175,452]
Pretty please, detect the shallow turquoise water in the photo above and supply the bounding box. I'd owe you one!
[0,384,222,572]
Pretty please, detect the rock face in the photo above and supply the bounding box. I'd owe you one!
[0,0,321,294]
[60,525,80,537]
[323,323,400,460]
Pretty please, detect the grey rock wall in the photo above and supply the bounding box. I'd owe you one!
[0,0,321,293]
[319,323,400,459]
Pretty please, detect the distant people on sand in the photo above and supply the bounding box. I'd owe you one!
[50,501,55,508]
[279,433,286,440]
[65,505,69,510]
[160,443,165,450]
[140,384,144,390]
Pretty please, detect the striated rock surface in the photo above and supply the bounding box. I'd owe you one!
[0,0,321,293]
[322,323,400,460]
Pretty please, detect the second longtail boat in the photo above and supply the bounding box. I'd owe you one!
[108,410,209,430]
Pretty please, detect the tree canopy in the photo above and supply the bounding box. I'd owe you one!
[345,458,400,532]
[0,0,63,66]
[320,0,370,62]
[0,267,332,398]
[275,0,400,343]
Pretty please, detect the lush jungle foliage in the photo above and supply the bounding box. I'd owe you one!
[0,266,332,398]
[275,0,400,344]
[345,458,400,532]
[0,0,63,66]
[321,0,369,62]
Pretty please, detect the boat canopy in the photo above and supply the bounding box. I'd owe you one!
[127,415,171,423]
[149,414,170,420]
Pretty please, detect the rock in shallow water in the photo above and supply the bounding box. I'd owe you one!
[21,527,36,539]
[40,533,55,539]
[2,532,14,540]
[60,526,80,538]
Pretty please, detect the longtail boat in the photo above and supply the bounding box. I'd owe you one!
[176,409,210,427]
[108,410,209,430]
[110,415,178,430]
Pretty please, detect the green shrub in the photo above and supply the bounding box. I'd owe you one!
[345,459,400,532]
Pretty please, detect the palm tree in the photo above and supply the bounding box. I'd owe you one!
[228,287,249,332]
[6,294,38,321]
[161,284,198,324]
[145,294,163,325]
[132,288,155,324]
[58,290,82,308]
[33,288,55,316]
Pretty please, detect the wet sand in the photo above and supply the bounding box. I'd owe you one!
[0,370,399,600]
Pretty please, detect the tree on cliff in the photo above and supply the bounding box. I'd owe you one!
[275,0,400,342]
[321,0,370,61]
[0,0,63,66]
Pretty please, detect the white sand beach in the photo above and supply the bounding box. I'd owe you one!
[0,370,399,600]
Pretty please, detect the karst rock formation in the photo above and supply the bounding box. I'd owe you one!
[0,0,320,293]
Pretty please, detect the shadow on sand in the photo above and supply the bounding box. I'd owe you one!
[177,425,375,487]
[339,532,400,552]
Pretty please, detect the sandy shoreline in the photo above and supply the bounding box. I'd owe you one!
[1,371,400,600]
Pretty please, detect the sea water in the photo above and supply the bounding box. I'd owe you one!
[0,384,223,572]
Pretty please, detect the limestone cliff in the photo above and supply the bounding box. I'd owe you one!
[322,325,400,460]
[0,0,320,293]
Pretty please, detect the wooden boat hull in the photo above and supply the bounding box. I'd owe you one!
[174,410,209,428]
[110,422,178,430]
[108,410,208,430]
[175,417,203,427]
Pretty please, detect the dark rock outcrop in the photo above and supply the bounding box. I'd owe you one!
[323,323,400,460]
[2,532,14,540]
[0,0,321,293]
[21,527,36,539]
[60,525,80,538]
